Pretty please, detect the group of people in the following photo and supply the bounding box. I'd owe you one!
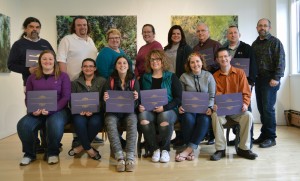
[8,16,285,172]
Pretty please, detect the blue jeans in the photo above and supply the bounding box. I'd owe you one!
[181,113,211,149]
[73,112,104,150]
[138,110,177,152]
[17,108,70,159]
[255,76,280,140]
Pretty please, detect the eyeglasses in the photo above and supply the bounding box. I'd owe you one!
[150,58,161,62]
[108,37,120,40]
[82,65,95,68]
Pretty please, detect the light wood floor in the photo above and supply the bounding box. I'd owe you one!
[1,124,300,181]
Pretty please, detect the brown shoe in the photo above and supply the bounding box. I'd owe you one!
[210,150,225,161]
[237,148,258,160]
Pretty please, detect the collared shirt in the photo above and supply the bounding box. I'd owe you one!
[24,35,41,42]
[252,33,285,80]
[228,41,240,57]
[213,66,251,106]
[57,33,98,81]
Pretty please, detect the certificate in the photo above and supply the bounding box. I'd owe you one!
[26,49,42,67]
[106,90,134,113]
[140,89,168,111]
[215,93,243,116]
[199,47,214,65]
[231,58,250,76]
[26,90,57,112]
[71,92,99,114]
[182,92,209,114]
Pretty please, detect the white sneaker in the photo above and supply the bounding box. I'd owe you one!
[20,157,33,166]
[160,150,170,163]
[48,156,59,165]
[152,149,160,162]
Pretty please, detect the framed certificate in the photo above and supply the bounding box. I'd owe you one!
[215,93,243,116]
[26,90,57,112]
[26,49,42,67]
[199,47,214,65]
[182,92,209,113]
[140,89,168,111]
[106,90,134,113]
[231,58,250,76]
[71,92,99,114]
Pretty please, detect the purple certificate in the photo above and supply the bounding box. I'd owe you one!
[182,92,209,114]
[26,49,42,67]
[215,93,243,116]
[106,90,134,113]
[199,47,214,65]
[26,90,57,112]
[71,92,99,114]
[141,89,168,111]
[231,58,250,76]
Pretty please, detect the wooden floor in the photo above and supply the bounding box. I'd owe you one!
[1,124,300,181]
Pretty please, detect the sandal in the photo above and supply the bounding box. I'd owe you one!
[175,153,187,162]
[186,152,195,161]
[89,148,101,160]
[116,159,125,172]
[68,146,84,157]
[125,160,135,172]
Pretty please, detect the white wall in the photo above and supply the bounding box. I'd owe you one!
[0,0,291,139]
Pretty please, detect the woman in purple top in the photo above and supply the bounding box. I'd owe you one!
[17,50,71,166]
[134,24,163,79]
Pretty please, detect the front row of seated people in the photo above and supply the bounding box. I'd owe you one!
[17,48,257,171]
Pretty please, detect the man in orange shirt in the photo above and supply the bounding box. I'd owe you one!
[210,48,258,161]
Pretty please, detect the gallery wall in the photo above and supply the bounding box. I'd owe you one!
[0,0,291,139]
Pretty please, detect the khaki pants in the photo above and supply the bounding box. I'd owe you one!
[211,111,253,151]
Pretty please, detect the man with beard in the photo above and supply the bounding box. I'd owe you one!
[7,17,54,86]
[57,16,103,145]
[7,17,54,154]
[252,18,285,148]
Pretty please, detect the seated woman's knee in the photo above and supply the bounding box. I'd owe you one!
[140,119,149,125]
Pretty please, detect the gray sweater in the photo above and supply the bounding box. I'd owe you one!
[179,70,216,107]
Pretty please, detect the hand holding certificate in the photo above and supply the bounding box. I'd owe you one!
[215,93,243,116]
[71,92,99,114]
[26,90,57,112]
[140,89,168,111]
[106,90,135,113]
[182,92,209,113]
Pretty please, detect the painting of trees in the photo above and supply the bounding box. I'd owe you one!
[172,15,238,47]
[0,13,10,73]
[56,16,137,60]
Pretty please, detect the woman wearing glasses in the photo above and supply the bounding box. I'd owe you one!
[138,50,182,163]
[68,58,106,160]
[96,29,133,79]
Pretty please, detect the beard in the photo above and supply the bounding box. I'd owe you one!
[259,30,269,38]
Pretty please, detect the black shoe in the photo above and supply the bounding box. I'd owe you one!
[92,136,104,144]
[207,139,215,145]
[237,148,258,160]
[90,148,101,160]
[253,137,265,144]
[259,139,276,148]
[210,150,225,161]
[228,139,235,146]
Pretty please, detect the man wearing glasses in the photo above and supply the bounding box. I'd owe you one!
[252,18,285,148]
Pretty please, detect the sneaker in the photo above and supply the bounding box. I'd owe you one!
[20,157,34,166]
[116,159,125,172]
[48,156,59,165]
[151,149,160,162]
[160,150,170,163]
